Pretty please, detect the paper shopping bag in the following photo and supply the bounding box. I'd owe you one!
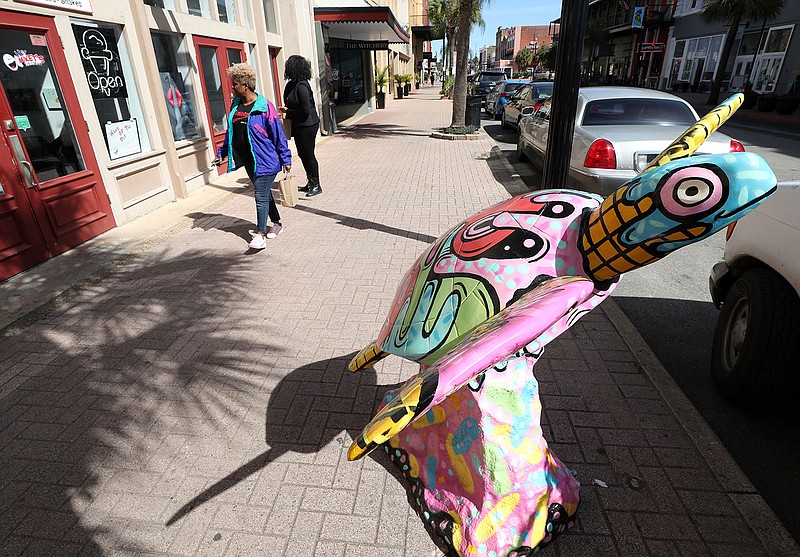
[277,174,299,207]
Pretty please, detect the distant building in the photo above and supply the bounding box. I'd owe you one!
[495,25,553,74]
[479,45,496,69]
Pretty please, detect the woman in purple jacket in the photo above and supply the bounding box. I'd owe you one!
[213,63,292,250]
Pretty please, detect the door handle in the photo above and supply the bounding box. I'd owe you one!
[7,135,37,188]
[20,160,37,188]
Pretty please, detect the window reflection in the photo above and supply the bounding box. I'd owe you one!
[187,0,211,18]
[199,46,227,133]
[151,32,201,141]
[0,30,84,182]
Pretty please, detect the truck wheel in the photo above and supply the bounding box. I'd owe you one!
[711,268,800,408]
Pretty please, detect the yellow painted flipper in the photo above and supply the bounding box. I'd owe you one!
[643,93,744,173]
[348,340,389,372]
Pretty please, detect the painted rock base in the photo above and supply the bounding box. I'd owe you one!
[381,353,581,556]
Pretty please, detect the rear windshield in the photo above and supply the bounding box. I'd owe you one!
[531,83,553,98]
[582,99,696,126]
[505,82,526,93]
[480,73,506,82]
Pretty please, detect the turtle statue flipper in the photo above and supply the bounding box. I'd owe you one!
[348,276,597,461]
[348,340,389,372]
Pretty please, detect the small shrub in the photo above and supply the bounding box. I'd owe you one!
[439,125,478,135]
[440,76,455,97]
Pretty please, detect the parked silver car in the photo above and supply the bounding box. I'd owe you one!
[517,87,745,196]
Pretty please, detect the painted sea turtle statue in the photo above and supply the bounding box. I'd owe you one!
[347,95,777,556]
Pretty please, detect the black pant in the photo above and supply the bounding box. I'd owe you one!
[294,122,320,184]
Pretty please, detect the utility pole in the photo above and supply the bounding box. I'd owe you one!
[542,0,590,190]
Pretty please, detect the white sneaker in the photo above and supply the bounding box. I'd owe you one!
[266,223,283,239]
[248,234,267,249]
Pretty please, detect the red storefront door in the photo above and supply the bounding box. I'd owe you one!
[193,36,245,174]
[0,12,115,282]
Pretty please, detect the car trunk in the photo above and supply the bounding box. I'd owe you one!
[579,125,733,171]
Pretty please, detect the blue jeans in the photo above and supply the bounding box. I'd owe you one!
[246,168,281,234]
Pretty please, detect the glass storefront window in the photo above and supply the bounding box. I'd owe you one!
[198,46,227,133]
[71,20,151,160]
[143,0,176,8]
[187,0,211,18]
[329,49,365,105]
[241,0,251,27]
[151,32,202,142]
[0,29,85,182]
[263,0,278,33]
[765,27,792,53]
[738,32,760,56]
[216,0,236,24]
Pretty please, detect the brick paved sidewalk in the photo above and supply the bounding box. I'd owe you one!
[1,85,798,557]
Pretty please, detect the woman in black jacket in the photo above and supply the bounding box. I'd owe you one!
[281,55,322,198]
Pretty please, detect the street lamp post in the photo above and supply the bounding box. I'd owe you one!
[529,38,539,74]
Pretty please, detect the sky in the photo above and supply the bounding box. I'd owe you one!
[430,0,565,60]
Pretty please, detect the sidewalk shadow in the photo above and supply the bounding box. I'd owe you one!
[186,211,253,242]
[166,354,399,525]
[292,205,437,244]
[0,250,278,554]
[337,123,431,139]
[483,147,533,198]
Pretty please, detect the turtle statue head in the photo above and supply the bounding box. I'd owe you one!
[579,94,777,283]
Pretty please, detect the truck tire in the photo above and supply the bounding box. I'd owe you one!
[711,268,800,408]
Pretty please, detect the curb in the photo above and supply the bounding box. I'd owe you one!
[430,130,485,140]
[603,299,800,557]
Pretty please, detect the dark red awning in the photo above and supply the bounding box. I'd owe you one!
[314,6,410,44]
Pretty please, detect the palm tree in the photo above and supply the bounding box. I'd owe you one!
[701,0,786,105]
[515,47,534,73]
[537,43,556,72]
[428,0,458,72]
[450,0,489,127]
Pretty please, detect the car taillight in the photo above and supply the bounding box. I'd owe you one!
[533,101,543,112]
[725,222,736,240]
[729,139,745,152]
[499,92,508,97]
[584,139,616,169]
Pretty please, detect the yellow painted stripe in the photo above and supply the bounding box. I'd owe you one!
[474,492,520,542]
[643,93,743,173]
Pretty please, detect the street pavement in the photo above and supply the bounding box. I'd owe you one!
[1,85,798,557]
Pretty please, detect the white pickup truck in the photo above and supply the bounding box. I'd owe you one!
[709,182,800,408]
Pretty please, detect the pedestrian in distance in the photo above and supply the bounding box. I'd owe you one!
[281,55,322,198]
[430,72,435,87]
[213,63,291,250]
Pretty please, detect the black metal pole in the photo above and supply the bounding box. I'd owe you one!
[542,0,590,190]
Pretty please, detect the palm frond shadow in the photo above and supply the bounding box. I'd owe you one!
[337,123,431,139]
[166,355,400,525]
[0,250,287,553]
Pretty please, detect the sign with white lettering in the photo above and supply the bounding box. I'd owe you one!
[73,24,127,99]
[105,119,141,160]
[17,0,92,13]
